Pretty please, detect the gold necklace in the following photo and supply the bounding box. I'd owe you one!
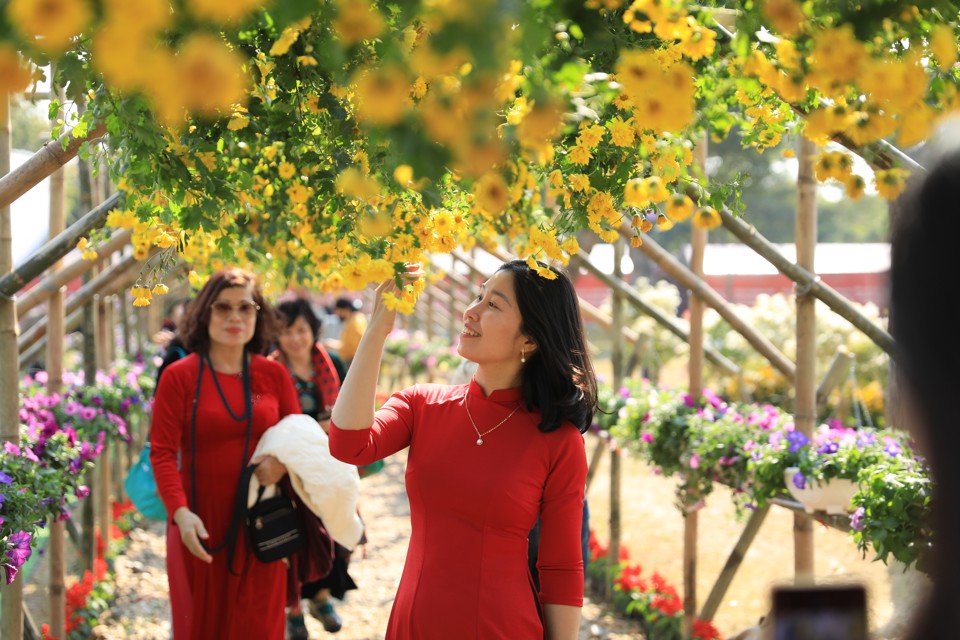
[464,392,522,446]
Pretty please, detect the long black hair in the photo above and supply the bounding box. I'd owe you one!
[890,148,960,640]
[497,259,597,433]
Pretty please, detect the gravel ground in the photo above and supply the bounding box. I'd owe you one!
[83,450,642,639]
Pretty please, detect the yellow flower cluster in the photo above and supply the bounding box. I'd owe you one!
[76,237,98,261]
[382,267,427,314]
[0,45,34,95]
[615,50,696,134]
[812,150,867,200]
[7,0,92,54]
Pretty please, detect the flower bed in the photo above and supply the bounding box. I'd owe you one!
[600,379,932,570]
[1,360,154,584]
[588,530,723,640]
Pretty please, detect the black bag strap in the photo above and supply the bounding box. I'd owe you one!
[187,353,255,574]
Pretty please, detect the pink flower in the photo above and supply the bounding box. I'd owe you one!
[641,432,654,443]
[689,453,700,470]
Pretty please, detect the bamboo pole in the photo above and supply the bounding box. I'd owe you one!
[623,227,796,379]
[794,136,817,580]
[684,145,708,631]
[570,254,741,376]
[608,238,625,596]
[0,121,107,210]
[718,208,894,355]
[0,191,120,298]
[47,77,67,640]
[425,289,434,341]
[0,86,24,640]
[17,229,131,315]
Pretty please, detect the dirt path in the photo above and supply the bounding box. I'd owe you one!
[76,449,641,639]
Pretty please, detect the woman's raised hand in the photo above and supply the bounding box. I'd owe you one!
[370,263,422,335]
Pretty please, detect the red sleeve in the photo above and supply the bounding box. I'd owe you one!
[329,385,418,465]
[149,355,195,519]
[537,427,587,607]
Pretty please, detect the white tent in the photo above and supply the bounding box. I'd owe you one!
[10,148,52,269]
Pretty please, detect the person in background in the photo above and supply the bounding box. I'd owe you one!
[271,299,356,638]
[150,268,301,639]
[154,298,191,385]
[324,297,367,369]
[889,142,960,640]
[330,260,596,640]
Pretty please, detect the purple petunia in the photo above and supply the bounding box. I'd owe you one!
[75,485,90,499]
[786,431,810,453]
[79,406,98,421]
[6,531,33,568]
[818,442,840,455]
[63,401,81,416]
[0,471,11,485]
[792,471,806,490]
[851,506,865,532]
[641,432,654,443]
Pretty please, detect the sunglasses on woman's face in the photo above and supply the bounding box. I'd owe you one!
[211,300,261,317]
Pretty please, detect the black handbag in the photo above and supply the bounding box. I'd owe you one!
[243,464,304,563]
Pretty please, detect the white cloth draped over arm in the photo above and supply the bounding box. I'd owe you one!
[249,414,364,550]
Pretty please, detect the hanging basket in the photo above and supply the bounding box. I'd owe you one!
[784,467,859,515]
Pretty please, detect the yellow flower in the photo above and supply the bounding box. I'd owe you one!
[692,206,721,230]
[665,193,694,222]
[475,172,509,215]
[931,24,958,71]
[334,0,385,45]
[874,168,910,200]
[227,111,250,131]
[189,0,266,25]
[394,165,414,187]
[761,0,805,37]
[278,162,297,180]
[175,34,249,118]
[270,17,312,56]
[630,234,644,248]
[897,103,934,148]
[410,76,428,100]
[843,174,866,201]
[561,237,580,256]
[644,176,670,202]
[517,100,565,150]
[568,145,593,166]
[152,283,170,296]
[8,0,92,54]
[132,296,151,307]
[576,122,606,149]
[352,65,409,126]
[607,117,636,147]
[809,25,867,86]
[526,256,558,280]
[680,22,717,61]
[623,178,649,208]
[0,45,33,96]
[569,174,591,193]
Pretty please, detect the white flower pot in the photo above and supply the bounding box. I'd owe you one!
[784,467,858,515]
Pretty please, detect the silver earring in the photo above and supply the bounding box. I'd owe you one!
[521,349,526,363]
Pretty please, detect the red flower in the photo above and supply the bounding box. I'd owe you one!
[40,623,58,640]
[650,593,683,617]
[588,530,608,562]
[692,619,723,640]
[614,563,647,592]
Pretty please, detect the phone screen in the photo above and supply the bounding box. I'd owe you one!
[771,585,867,640]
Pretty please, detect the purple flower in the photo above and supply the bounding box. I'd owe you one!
[851,507,865,532]
[0,492,5,507]
[69,457,83,474]
[792,471,806,490]
[0,471,11,485]
[79,406,98,421]
[817,442,839,455]
[618,386,630,399]
[641,432,654,443]
[6,531,33,569]
[682,394,695,408]
[75,485,90,499]
[786,431,809,453]
[63,401,81,416]
[0,515,4,528]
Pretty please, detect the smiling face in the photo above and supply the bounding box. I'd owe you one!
[457,270,535,368]
[277,315,315,360]
[207,285,258,350]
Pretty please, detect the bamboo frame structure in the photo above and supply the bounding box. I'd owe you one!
[718,208,894,355]
[607,239,625,596]
[0,121,107,210]
[17,229,131,316]
[569,254,740,375]
[0,191,120,298]
[621,227,796,380]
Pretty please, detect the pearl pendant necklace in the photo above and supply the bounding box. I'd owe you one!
[464,392,522,445]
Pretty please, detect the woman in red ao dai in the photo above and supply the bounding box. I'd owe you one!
[329,260,597,640]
